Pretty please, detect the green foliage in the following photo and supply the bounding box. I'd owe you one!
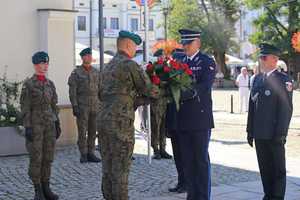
[243,0,300,75]
[168,0,241,75]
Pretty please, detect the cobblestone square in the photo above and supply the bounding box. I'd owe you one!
[1,90,299,200]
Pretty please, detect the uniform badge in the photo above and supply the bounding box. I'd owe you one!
[285,82,293,92]
[264,90,271,96]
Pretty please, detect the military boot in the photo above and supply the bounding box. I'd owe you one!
[87,153,101,163]
[34,184,46,200]
[153,149,161,160]
[160,149,172,159]
[80,154,88,163]
[42,182,59,200]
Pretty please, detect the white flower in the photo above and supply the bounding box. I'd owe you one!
[0,115,6,121]
[9,117,16,122]
[13,102,19,108]
[1,104,7,110]
[18,126,25,131]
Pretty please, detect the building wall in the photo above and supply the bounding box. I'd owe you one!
[74,0,165,52]
[0,0,79,148]
[0,0,75,105]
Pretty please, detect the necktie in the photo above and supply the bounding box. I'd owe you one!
[263,73,267,83]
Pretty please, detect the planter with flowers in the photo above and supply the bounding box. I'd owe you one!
[0,68,26,156]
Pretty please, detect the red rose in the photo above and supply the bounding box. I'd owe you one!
[151,75,161,85]
[146,63,154,72]
[181,63,189,70]
[157,57,164,65]
[163,66,171,73]
[185,68,193,75]
[170,60,180,70]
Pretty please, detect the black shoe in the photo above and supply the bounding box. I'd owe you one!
[87,153,101,163]
[168,184,186,193]
[160,150,172,159]
[34,184,46,200]
[80,154,88,163]
[176,186,186,193]
[42,182,59,200]
[262,195,271,200]
[153,151,161,160]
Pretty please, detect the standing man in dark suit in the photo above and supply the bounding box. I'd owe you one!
[166,29,216,199]
[247,43,293,200]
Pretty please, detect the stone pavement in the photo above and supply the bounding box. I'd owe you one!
[1,90,299,199]
[145,178,300,200]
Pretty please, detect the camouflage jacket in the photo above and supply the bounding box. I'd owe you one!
[99,51,158,121]
[68,65,100,111]
[20,75,59,127]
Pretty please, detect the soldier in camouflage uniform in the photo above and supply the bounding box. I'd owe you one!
[68,48,101,163]
[98,30,159,200]
[20,52,61,200]
[151,49,172,160]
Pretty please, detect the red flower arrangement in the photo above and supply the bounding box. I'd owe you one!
[146,56,193,110]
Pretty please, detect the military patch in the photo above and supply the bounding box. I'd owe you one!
[264,90,271,96]
[285,82,293,92]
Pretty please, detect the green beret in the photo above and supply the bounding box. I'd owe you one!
[259,43,281,57]
[32,51,49,64]
[80,48,92,57]
[118,30,142,45]
[153,49,164,57]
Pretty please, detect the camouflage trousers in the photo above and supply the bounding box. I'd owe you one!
[98,119,134,200]
[76,108,97,155]
[150,99,167,152]
[26,122,56,184]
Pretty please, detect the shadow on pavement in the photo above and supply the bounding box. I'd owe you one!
[211,138,247,145]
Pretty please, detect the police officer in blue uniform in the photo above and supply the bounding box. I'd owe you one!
[166,29,216,200]
[247,43,293,200]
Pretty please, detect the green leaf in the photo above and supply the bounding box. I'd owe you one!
[170,85,181,111]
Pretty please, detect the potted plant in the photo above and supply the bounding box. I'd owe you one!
[0,67,25,156]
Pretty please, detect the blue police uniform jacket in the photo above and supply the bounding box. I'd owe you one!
[247,70,293,140]
[166,51,216,131]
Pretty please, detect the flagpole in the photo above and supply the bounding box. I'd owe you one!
[144,0,152,165]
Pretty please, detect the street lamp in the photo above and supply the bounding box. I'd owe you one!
[162,0,170,40]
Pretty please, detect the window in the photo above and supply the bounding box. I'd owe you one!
[77,16,86,31]
[149,19,154,31]
[131,18,139,32]
[103,17,107,29]
[110,18,119,30]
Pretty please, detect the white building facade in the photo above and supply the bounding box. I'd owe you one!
[235,7,263,62]
[74,0,165,52]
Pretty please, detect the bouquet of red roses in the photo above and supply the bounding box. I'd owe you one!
[146,56,193,110]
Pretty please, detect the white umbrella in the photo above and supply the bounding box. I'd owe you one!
[75,43,113,67]
[225,54,245,65]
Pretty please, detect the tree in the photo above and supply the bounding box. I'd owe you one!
[168,0,241,78]
[244,0,300,79]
